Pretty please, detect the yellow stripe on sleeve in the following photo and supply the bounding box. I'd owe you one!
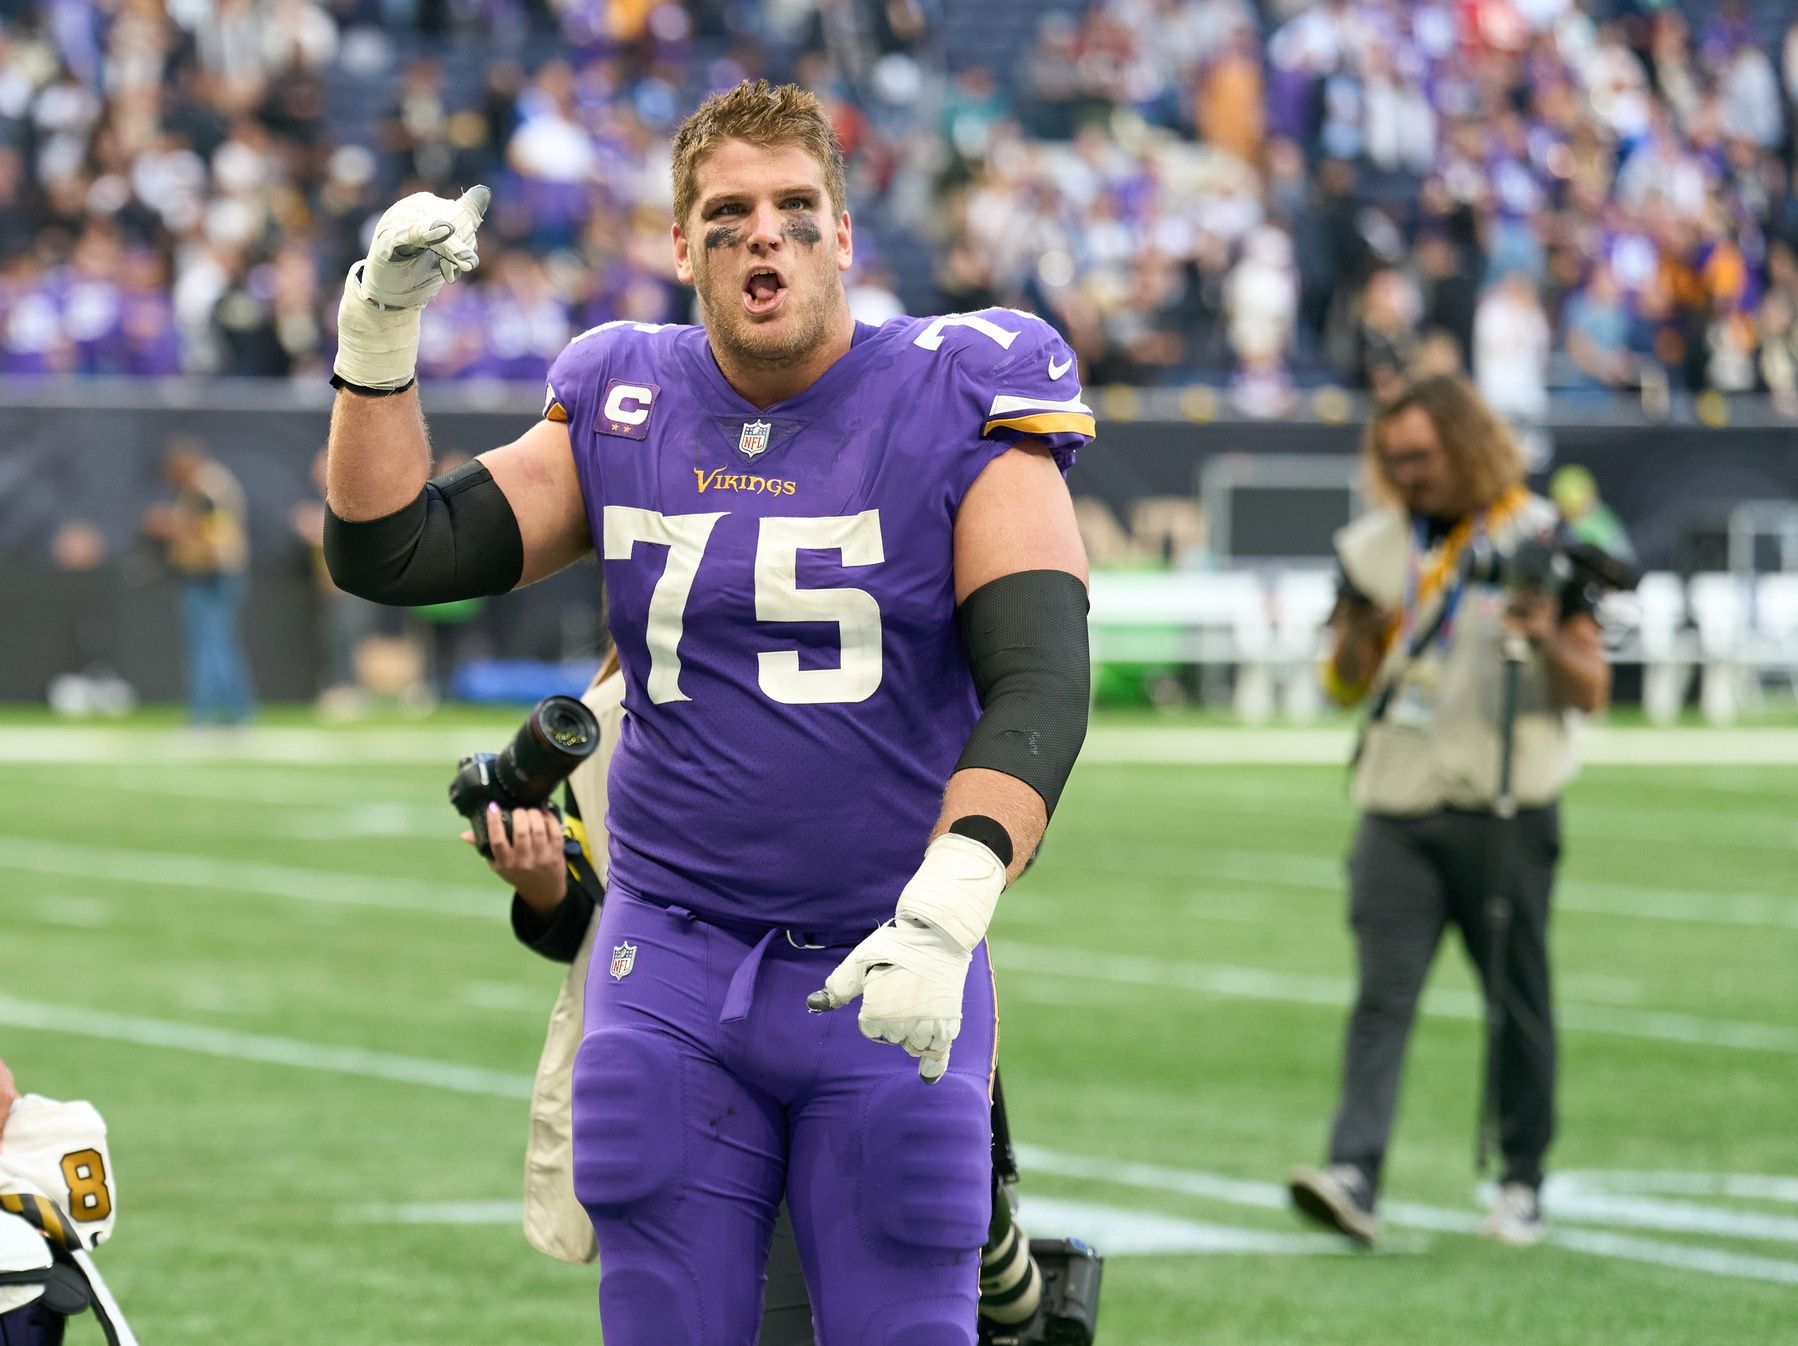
[982,412,1097,438]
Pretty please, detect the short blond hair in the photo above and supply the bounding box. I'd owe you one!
[670,80,847,228]
[1362,375,1525,511]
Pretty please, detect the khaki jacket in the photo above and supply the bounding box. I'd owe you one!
[521,671,624,1265]
[1338,494,1577,815]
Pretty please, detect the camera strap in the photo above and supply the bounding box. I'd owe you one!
[1350,509,1488,767]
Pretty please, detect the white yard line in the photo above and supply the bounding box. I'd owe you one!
[1539,1182,1798,1243]
[1079,726,1798,767]
[0,994,534,1098]
[1553,1172,1798,1203]
[347,1193,1362,1257]
[992,943,1798,1054]
[2,838,1782,1050]
[1017,1147,1798,1286]
[1,994,1790,1286]
[0,728,486,765]
[0,838,499,918]
[6,725,1798,767]
[9,822,1794,940]
[1056,841,1798,932]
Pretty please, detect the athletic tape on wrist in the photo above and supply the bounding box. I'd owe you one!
[895,833,1006,954]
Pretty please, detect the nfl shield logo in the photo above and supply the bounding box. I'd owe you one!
[737,419,772,459]
[609,941,637,981]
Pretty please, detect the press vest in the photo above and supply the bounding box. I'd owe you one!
[522,669,624,1267]
[1337,494,1577,816]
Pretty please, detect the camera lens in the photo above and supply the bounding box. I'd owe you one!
[491,694,601,807]
[535,699,597,753]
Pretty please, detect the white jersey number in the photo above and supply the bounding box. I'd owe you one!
[603,507,885,706]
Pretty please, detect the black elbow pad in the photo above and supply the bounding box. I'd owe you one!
[323,459,524,605]
[953,569,1091,816]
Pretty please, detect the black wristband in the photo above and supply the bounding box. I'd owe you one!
[948,815,1014,868]
[330,372,416,397]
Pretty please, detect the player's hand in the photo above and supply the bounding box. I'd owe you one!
[810,916,972,1081]
[461,802,567,916]
[807,834,1006,1082]
[335,184,489,390]
[356,185,489,309]
[0,1055,17,1142]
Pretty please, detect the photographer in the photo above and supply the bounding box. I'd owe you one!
[1288,376,1610,1249]
[459,658,1092,1346]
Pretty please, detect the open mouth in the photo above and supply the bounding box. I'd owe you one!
[742,265,788,317]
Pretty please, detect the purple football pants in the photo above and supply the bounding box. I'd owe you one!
[0,1302,64,1346]
[573,887,997,1346]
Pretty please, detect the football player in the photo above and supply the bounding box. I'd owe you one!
[0,1073,137,1346]
[466,659,1072,1345]
[325,80,1092,1344]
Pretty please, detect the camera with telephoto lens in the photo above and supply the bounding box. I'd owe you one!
[978,1239,1103,1346]
[448,694,601,858]
[1462,531,1640,600]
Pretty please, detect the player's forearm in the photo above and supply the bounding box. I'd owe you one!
[325,385,433,521]
[933,768,1048,884]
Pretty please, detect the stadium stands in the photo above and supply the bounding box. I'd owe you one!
[3,0,1798,419]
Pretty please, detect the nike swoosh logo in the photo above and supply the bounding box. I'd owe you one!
[1048,356,1073,380]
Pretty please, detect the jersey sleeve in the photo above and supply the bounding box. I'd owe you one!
[963,310,1094,473]
[541,323,626,428]
[0,1097,118,1250]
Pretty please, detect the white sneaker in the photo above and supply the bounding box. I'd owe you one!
[1479,1182,1548,1246]
[1288,1163,1381,1246]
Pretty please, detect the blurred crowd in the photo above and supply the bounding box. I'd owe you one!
[945,0,1798,416]
[5,0,1798,417]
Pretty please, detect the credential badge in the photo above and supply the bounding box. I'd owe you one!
[609,941,637,981]
[737,419,772,459]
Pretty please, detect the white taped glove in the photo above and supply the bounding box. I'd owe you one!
[808,833,1006,1082]
[334,184,490,391]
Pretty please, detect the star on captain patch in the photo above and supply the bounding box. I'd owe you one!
[736,419,772,459]
[610,941,637,981]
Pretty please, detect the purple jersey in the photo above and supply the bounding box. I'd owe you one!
[544,309,1093,929]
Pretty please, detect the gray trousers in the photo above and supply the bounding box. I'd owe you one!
[1327,806,1560,1191]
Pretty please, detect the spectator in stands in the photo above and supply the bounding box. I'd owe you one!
[1563,263,1635,391]
[3,0,1795,410]
[1194,21,1264,168]
[1758,287,1798,416]
[141,439,255,725]
[1355,268,1419,402]
[1226,225,1297,416]
[1475,270,1551,423]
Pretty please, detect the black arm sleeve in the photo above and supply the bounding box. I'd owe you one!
[509,783,604,964]
[509,877,598,964]
[323,459,524,605]
[952,568,1091,817]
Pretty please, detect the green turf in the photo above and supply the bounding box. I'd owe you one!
[2,718,1795,1344]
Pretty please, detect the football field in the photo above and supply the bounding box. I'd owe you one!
[2,714,1795,1344]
